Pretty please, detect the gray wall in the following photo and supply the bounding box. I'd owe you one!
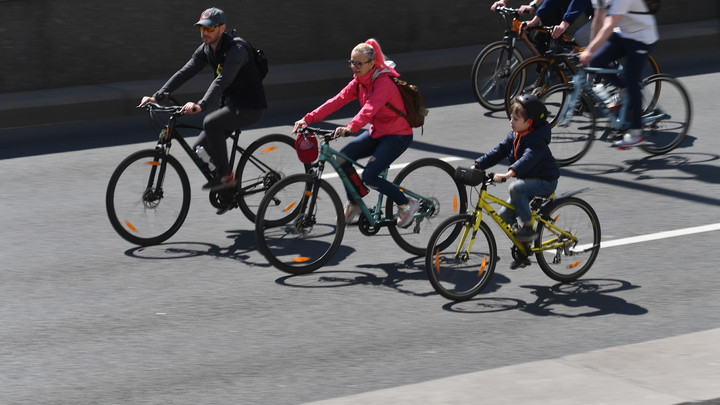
[1,0,718,94]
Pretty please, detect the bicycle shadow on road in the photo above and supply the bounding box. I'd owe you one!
[442,278,648,317]
[275,257,442,297]
[123,229,355,269]
[561,151,720,206]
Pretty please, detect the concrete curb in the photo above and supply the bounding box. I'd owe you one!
[1,19,718,129]
[298,328,720,405]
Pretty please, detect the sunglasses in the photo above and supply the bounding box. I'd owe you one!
[347,60,373,69]
[200,24,222,33]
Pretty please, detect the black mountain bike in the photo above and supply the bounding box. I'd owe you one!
[106,100,309,246]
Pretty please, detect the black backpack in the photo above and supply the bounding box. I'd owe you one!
[229,29,268,79]
[629,0,660,15]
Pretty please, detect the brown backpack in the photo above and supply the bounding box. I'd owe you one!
[385,77,429,129]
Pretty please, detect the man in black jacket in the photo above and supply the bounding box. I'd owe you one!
[140,7,267,194]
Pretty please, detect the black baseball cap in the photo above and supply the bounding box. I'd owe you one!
[194,7,226,27]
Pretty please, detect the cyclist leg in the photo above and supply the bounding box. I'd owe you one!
[337,130,379,202]
[360,134,414,205]
[589,33,626,89]
[508,178,558,222]
[196,102,264,177]
[619,37,656,129]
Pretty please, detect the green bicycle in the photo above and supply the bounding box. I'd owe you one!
[255,127,468,274]
[425,167,601,301]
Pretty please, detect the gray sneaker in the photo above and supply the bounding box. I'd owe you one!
[396,198,420,228]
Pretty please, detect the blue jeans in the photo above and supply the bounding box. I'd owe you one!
[590,33,656,130]
[338,131,413,205]
[499,178,558,225]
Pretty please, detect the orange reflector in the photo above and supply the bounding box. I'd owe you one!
[453,195,458,213]
[478,256,487,276]
[553,214,560,221]
[261,146,278,154]
[145,161,160,166]
[302,190,319,200]
[567,261,582,269]
[283,201,298,212]
[435,249,441,273]
[293,257,310,263]
[125,220,138,233]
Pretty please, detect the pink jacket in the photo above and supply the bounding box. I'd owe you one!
[302,67,413,138]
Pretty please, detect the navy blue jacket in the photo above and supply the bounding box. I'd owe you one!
[537,0,593,26]
[475,122,560,181]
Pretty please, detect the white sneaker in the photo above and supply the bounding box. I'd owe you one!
[343,201,360,224]
[612,131,646,148]
[396,198,421,228]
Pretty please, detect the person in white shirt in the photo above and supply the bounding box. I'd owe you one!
[579,0,658,147]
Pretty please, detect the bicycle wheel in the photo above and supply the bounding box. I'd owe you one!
[106,149,191,246]
[387,158,468,256]
[535,197,601,282]
[236,133,311,223]
[426,215,497,301]
[471,41,525,111]
[541,83,597,166]
[255,173,345,274]
[504,56,567,117]
[638,74,692,155]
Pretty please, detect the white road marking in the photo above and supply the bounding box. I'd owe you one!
[602,223,720,248]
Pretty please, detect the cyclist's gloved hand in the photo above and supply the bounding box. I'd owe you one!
[334,127,351,138]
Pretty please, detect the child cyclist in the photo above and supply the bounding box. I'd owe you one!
[473,94,560,268]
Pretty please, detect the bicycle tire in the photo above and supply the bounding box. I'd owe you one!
[255,173,345,274]
[471,41,525,111]
[638,74,692,155]
[236,133,310,223]
[426,215,497,301]
[387,158,468,256]
[541,83,597,166]
[106,149,191,246]
[535,197,601,282]
[504,56,568,117]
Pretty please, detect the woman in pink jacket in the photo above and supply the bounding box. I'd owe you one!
[292,39,419,228]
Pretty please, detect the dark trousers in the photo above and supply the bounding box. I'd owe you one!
[338,131,413,205]
[194,100,264,176]
[590,33,656,129]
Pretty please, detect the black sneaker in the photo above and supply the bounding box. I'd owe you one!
[203,174,237,191]
[515,225,538,243]
[216,204,232,215]
[510,257,531,269]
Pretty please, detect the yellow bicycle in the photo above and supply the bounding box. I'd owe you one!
[425,167,601,301]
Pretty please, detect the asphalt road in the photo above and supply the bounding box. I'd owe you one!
[1,51,719,404]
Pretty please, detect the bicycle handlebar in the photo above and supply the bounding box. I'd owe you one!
[495,6,521,16]
[296,126,340,141]
[139,102,183,114]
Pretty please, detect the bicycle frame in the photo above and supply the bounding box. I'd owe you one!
[151,106,275,198]
[306,135,435,229]
[458,180,586,258]
[558,66,666,131]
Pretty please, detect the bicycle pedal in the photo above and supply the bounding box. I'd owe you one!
[614,146,631,151]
